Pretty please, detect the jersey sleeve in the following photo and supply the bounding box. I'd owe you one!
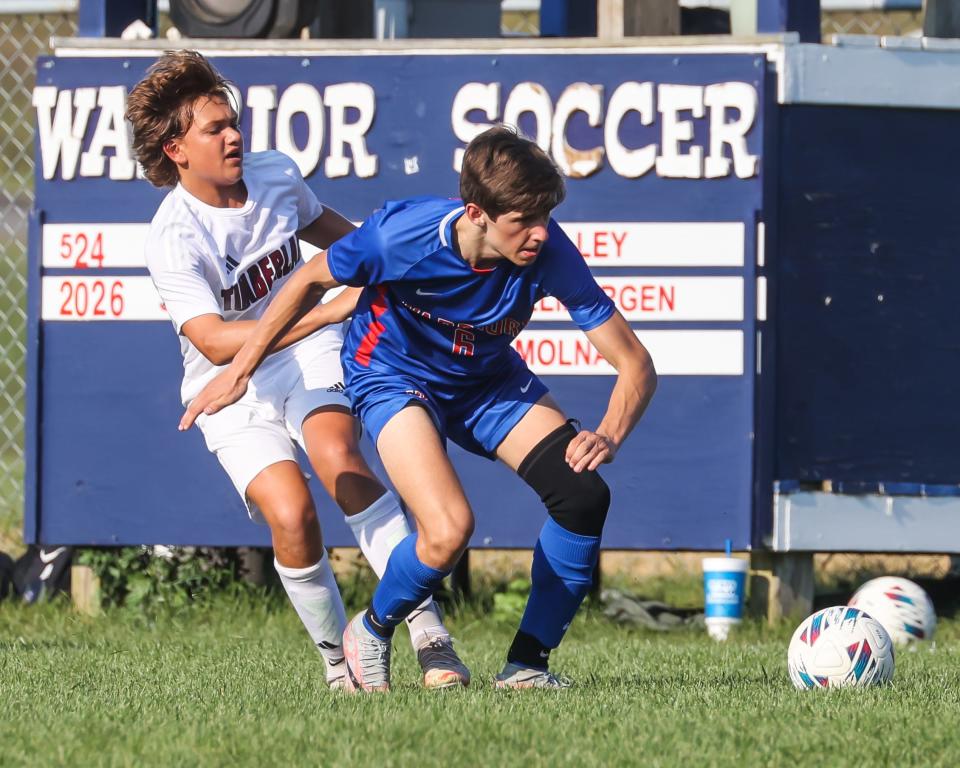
[273,150,324,227]
[541,219,616,331]
[145,224,222,334]
[326,204,420,286]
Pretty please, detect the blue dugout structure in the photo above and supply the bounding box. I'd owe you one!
[26,32,960,554]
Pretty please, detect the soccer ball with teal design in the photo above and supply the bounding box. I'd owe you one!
[849,576,937,646]
[787,606,895,690]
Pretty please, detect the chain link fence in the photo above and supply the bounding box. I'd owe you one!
[0,6,933,552]
[0,12,76,548]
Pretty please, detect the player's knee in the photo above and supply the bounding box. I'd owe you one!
[310,437,364,475]
[518,422,611,538]
[421,513,474,568]
[268,500,320,542]
[548,473,610,537]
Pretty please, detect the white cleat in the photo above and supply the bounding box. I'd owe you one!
[342,612,392,692]
[324,655,348,691]
[417,634,471,689]
[321,649,347,691]
[494,662,572,690]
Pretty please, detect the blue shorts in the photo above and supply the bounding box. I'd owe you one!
[349,355,549,459]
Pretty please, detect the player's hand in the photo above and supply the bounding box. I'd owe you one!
[565,430,617,473]
[179,368,250,430]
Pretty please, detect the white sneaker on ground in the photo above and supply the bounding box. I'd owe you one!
[342,612,392,692]
[494,662,572,690]
[324,654,348,691]
[416,634,471,689]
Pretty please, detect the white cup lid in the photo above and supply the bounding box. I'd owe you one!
[702,557,748,572]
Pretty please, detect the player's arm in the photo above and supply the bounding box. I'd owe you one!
[297,206,355,249]
[179,252,342,430]
[180,285,338,366]
[565,311,657,473]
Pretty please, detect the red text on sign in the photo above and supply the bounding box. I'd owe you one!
[536,282,676,315]
[513,336,606,368]
[574,229,628,259]
[58,279,124,317]
[59,232,104,268]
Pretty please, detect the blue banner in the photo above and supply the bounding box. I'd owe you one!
[30,50,768,549]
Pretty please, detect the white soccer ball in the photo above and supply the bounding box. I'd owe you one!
[849,576,937,646]
[787,606,895,690]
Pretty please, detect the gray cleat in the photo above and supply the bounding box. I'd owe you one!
[417,634,471,689]
[494,662,572,690]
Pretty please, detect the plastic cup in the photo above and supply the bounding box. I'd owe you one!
[702,557,748,641]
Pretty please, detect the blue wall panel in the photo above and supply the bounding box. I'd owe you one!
[775,105,960,485]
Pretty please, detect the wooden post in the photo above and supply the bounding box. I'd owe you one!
[599,0,680,38]
[71,564,101,616]
[597,0,625,39]
[748,551,814,625]
[624,0,679,36]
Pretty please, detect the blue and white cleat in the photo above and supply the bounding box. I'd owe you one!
[494,662,572,690]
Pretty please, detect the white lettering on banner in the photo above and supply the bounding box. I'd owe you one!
[33,86,135,181]
[276,83,324,177]
[452,82,501,172]
[504,82,552,151]
[41,276,167,321]
[533,277,743,322]
[451,80,758,179]
[560,221,744,266]
[247,85,276,153]
[512,329,743,376]
[34,78,755,182]
[33,83,378,181]
[552,83,604,178]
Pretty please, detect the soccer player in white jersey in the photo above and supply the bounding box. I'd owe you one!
[126,50,469,689]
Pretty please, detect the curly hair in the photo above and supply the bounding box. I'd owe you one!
[125,50,233,188]
[459,125,565,220]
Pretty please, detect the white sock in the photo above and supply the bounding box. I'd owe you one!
[274,552,347,678]
[346,491,448,650]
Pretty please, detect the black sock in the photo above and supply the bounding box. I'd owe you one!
[364,607,396,640]
[507,630,551,669]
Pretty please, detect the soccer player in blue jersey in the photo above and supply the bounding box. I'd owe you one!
[182,126,658,691]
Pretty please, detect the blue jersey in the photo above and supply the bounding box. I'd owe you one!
[327,196,615,388]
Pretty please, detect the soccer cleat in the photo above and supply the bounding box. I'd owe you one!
[342,612,392,692]
[494,662,572,690]
[416,634,471,689]
[324,655,348,691]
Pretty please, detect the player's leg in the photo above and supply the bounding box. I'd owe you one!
[244,459,349,688]
[287,334,469,688]
[298,404,470,688]
[494,395,609,687]
[197,402,348,689]
[342,402,475,691]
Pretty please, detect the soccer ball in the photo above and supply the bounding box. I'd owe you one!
[787,606,895,690]
[849,576,937,645]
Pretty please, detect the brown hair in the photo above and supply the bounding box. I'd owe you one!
[459,126,565,220]
[126,50,234,188]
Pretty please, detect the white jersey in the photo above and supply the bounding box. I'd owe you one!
[146,150,342,403]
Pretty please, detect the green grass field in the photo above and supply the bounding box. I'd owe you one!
[2,594,960,767]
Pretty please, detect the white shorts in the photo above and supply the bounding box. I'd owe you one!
[194,329,350,524]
